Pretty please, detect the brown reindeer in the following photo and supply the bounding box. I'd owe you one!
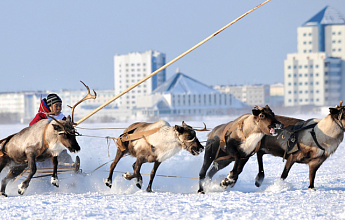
[198,105,282,194]
[104,120,205,192]
[255,101,345,189]
[0,82,96,197]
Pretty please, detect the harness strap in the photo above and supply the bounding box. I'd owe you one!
[120,127,160,142]
[282,122,321,160]
[310,128,325,151]
[117,127,161,152]
[334,117,345,132]
[214,115,249,163]
[219,116,248,149]
[38,123,50,157]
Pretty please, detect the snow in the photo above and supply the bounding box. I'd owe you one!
[1,114,345,219]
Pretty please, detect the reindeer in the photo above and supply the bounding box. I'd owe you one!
[255,101,345,189]
[0,82,96,197]
[104,121,206,192]
[197,105,282,194]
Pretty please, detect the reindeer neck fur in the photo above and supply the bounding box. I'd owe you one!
[312,114,345,155]
[133,120,183,162]
[235,114,264,156]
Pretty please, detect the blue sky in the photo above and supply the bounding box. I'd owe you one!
[0,0,344,92]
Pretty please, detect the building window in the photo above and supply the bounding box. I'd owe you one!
[288,74,291,78]
[288,65,291,69]
[299,74,302,77]
[305,74,308,77]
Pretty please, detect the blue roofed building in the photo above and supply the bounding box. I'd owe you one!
[135,69,246,118]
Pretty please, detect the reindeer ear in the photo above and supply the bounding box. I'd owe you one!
[175,125,184,134]
[52,124,63,132]
[252,109,261,116]
[329,108,340,115]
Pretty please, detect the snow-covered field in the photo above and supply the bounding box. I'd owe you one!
[1,113,345,219]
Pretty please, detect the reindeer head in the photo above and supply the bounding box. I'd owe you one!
[252,105,282,136]
[51,116,81,153]
[329,101,345,130]
[174,121,206,156]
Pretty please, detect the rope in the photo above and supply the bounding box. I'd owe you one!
[76,127,127,130]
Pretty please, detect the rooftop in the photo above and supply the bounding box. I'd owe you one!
[303,6,345,26]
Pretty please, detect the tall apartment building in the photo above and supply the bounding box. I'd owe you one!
[114,50,166,109]
[284,6,345,106]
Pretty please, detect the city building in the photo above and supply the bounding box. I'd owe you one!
[284,6,345,107]
[135,70,246,118]
[214,84,270,107]
[0,90,117,123]
[114,50,166,110]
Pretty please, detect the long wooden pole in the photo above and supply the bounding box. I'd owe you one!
[76,0,271,125]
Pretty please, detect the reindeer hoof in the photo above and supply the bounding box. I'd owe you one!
[104,179,112,188]
[197,189,205,194]
[122,172,131,180]
[18,183,27,195]
[0,192,7,197]
[255,173,264,187]
[220,177,236,188]
[135,178,143,189]
[51,177,59,187]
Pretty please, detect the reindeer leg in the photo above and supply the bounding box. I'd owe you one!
[51,156,59,187]
[221,157,249,188]
[0,156,11,197]
[207,159,232,179]
[281,155,295,180]
[104,148,125,188]
[18,154,37,195]
[308,159,325,190]
[146,161,161,193]
[1,164,26,197]
[255,150,265,187]
[198,141,223,194]
[123,158,144,189]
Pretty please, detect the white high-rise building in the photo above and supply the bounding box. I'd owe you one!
[114,50,166,109]
[284,6,345,107]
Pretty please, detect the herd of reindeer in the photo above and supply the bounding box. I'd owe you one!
[1,83,345,197]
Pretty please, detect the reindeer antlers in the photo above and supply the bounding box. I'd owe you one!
[182,121,209,131]
[192,122,209,131]
[68,81,97,124]
[336,100,344,108]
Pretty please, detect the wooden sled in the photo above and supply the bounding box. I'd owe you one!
[13,156,81,182]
